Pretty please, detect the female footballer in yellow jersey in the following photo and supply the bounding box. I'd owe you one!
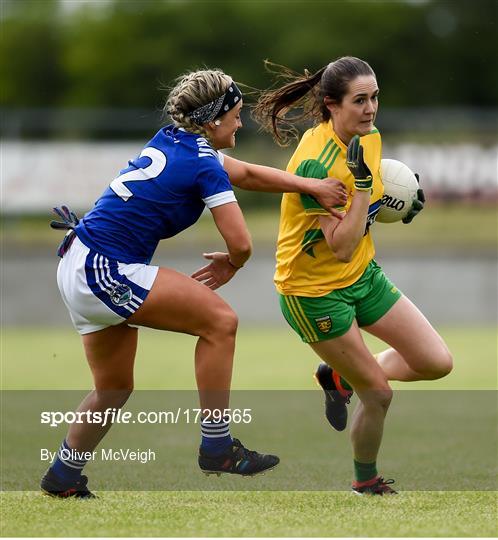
[254,57,452,495]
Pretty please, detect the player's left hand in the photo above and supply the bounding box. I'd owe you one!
[191,252,239,290]
[402,173,425,224]
[346,135,373,191]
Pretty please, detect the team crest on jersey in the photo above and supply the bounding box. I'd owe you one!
[109,283,133,306]
[315,316,332,333]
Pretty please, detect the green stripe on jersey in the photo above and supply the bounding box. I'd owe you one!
[316,139,334,163]
[319,142,338,169]
[324,146,341,171]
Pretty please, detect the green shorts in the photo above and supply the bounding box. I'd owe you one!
[279,260,402,343]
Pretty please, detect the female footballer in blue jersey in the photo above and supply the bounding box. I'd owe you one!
[42,69,347,497]
[254,57,453,495]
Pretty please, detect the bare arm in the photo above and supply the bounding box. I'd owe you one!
[191,202,252,289]
[318,190,370,263]
[211,201,252,267]
[222,155,347,218]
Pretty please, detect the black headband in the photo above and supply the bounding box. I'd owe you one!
[188,82,242,125]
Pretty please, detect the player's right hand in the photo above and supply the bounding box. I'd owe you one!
[50,205,80,230]
[311,178,347,220]
[296,158,347,219]
[346,135,372,191]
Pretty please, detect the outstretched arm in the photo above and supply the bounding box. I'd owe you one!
[191,202,252,290]
[223,155,347,219]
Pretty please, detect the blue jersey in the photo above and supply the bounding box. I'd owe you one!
[75,125,236,264]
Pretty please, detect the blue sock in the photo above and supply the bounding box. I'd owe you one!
[200,417,232,456]
[50,439,88,484]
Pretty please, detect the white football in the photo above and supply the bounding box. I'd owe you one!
[377,159,419,223]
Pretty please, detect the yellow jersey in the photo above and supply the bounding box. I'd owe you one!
[274,121,384,296]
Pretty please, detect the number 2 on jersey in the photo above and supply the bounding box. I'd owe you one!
[110,147,167,201]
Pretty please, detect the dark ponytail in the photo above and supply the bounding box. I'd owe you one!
[252,61,326,146]
[253,57,375,146]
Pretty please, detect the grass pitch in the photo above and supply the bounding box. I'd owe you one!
[1,491,496,537]
[2,325,496,390]
[1,325,497,537]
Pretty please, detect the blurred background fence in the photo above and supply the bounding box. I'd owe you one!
[1,107,497,213]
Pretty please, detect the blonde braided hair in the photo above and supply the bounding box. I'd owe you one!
[164,69,233,139]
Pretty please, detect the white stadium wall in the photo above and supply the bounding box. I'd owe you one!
[1,141,497,213]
